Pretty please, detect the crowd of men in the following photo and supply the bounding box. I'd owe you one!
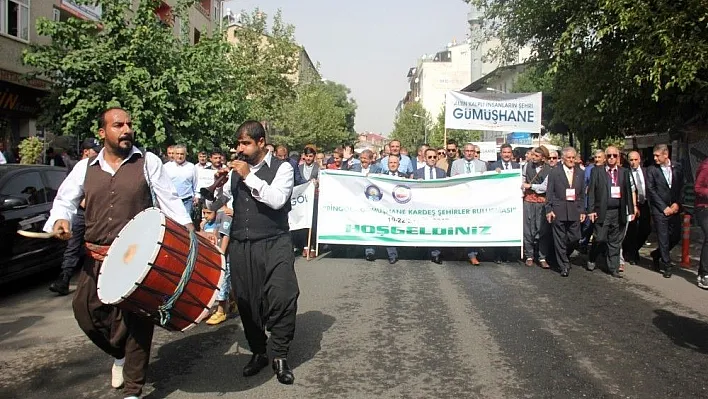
[211,139,704,291]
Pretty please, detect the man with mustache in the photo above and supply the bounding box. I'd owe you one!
[44,107,193,399]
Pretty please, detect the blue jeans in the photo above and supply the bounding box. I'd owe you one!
[182,197,193,216]
[217,262,231,302]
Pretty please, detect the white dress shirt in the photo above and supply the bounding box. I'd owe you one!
[43,146,192,232]
[425,166,437,180]
[661,161,672,188]
[0,151,6,164]
[302,163,314,181]
[220,151,294,210]
[632,167,646,203]
[163,160,198,199]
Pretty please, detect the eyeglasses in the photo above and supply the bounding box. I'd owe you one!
[629,158,639,161]
[607,154,619,158]
[549,156,558,160]
[474,151,480,154]
[446,149,456,152]
[427,155,437,159]
[437,151,445,155]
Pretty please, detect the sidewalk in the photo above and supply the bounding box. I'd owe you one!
[640,225,704,269]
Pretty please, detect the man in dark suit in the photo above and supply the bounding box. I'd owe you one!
[365,154,406,264]
[490,143,520,263]
[647,144,684,278]
[586,146,635,278]
[413,148,446,264]
[546,147,586,277]
[623,150,650,265]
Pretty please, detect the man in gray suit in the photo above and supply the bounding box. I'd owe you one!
[298,146,320,182]
[450,143,488,264]
[451,143,488,177]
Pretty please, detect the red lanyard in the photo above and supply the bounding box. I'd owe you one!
[607,168,618,185]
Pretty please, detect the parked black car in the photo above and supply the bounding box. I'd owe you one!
[0,164,68,284]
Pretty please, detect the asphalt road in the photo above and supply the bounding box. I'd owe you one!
[2,249,708,399]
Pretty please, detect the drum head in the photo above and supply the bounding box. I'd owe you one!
[98,208,165,304]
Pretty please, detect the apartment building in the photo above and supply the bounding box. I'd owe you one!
[0,0,220,153]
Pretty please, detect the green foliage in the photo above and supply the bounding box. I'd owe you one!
[271,81,355,151]
[427,106,482,148]
[23,0,249,154]
[390,102,431,150]
[18,137,43,164]
[466,0,708,136]
[230,8,300,122]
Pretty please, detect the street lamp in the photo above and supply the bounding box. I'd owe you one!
[412,114,428,144]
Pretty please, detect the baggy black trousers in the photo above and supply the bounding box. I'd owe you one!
[72,257,154,397]
[229,233,300,359]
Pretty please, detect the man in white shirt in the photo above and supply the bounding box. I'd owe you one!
[215,120,299,385]
[44,107,193,399]
[623,151,651,265]
[163,144,198,217]
[195,150,212,169]
[413,148,446,264]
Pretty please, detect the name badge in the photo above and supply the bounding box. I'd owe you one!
[566,188,576,201]
[610,186,621,199]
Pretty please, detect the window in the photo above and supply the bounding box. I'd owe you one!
[1,0,30,42]
[0,171,47,205]
[44,170,67,202]
[194,27,200,44]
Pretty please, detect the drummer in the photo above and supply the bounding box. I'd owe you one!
[216,120,300,385]
[44,107,193,399]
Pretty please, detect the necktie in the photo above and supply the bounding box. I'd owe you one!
[504,162,509,170]
[466,162,472,174]
[429,167,434,180]
[566,168,573,186]
[634,169,645,203]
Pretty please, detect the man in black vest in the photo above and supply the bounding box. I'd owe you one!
[586,146,635,278]
[219,120,299,384]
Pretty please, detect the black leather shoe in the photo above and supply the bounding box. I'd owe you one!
[651,251,661,271]
[243,353,269,377]
[365,253,375,262]
[49,274,70,296]
[663,265,673,278]
[560,269,569,277]
[272,358,294,385]
[611,271,623,278]
[431,255,442,264]
[388,257,398,264]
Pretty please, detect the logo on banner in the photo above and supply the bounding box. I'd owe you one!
[392,185,412,204]
[365,185,383,201]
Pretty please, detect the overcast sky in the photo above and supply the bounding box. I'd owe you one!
[224,0,471,135]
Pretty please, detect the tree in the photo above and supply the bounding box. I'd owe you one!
[271,81,354,151]
[465,0,708,137]
[23,0,249,153]
[427,106,482,148]
[390,102,431,150]
[230,8,300,123]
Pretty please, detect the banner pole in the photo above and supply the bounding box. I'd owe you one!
[306,228,313,261]
[444,128,448,146]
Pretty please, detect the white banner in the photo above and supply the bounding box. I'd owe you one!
[471,141,497,162]
[316,171,522,247]
[289,181,316,231]
[445,91,542,133]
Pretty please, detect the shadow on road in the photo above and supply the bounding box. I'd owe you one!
[0,315,43,343]
[145,310,335,398]
[653,309,708,354]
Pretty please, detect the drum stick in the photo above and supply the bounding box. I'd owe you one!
[17,230,59,239]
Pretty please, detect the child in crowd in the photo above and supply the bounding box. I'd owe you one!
[201,200,234,325]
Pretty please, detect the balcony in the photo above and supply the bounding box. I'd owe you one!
[194,0,211,19]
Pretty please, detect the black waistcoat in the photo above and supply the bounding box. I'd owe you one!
[229,157,291,241]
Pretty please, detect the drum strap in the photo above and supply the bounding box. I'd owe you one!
[85,243,110,261]
[158,229,199,327]
[143,155,159,208]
